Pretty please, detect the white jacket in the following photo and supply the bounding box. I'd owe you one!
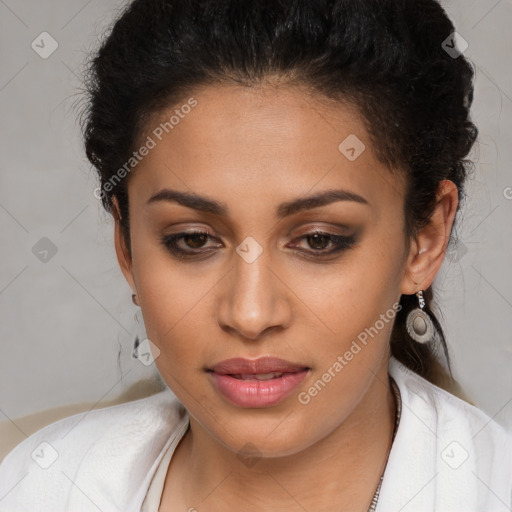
[0,356,511,512]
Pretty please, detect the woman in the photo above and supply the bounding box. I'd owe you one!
[0,0,510,510]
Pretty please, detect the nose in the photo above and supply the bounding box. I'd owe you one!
[216,248,292,341]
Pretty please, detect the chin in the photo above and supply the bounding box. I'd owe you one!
[211,414,314,459]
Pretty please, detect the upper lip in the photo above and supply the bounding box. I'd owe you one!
[209,357,309,375]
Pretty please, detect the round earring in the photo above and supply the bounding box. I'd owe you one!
[406,290,434,343]
[131,293,139,306]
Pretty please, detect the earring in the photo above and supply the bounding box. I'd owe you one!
[132,307,148,359]
[131,293,139,306]
[406,290,434,343]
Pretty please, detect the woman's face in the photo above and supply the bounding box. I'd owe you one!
[116,83,414,457]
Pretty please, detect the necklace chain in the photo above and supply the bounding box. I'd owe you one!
[367,376,402,512]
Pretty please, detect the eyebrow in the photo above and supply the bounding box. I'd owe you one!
[146,188,369,218]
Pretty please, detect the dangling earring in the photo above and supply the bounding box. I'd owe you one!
[132,303,148,360]
[131,292,142,356]
[406,290,434,343]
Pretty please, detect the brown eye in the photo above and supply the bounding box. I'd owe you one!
[306,233,331,250]
[183,233,208,249]
[290,230,357,257]
[161,230,222,258]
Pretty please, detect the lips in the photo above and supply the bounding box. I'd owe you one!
[230,371,285,381]
[209,356,309,376]
[207,357,310,408]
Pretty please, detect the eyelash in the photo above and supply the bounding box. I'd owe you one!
[161,229,356,260]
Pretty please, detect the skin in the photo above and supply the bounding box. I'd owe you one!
[113,83,458,511]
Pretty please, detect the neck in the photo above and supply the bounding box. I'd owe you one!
[164,359,397,512]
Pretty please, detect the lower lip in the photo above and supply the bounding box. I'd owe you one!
[208,369,309,408]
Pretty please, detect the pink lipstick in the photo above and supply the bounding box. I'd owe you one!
[207,357,310,408]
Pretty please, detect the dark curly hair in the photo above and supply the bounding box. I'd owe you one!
[81,0,477,394]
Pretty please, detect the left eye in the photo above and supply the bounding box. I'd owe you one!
[290,231,356,255]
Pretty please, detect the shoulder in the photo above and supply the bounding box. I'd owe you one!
[389,355,511,443]
[0,388,187,511]
[384,356,512,511]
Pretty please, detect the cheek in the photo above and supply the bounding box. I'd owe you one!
[286,239,404,433]
[137,274,211,363]
[291,232,405,347]
[131,225,203,324]
[129,235,186,345]
[131,238,222,379]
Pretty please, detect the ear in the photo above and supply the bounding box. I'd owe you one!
[401,180,459,294]
[112,196,137,294]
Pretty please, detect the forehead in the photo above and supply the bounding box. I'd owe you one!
[129,83,405,215]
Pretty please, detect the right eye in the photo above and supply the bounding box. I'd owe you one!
[161,230,223,259]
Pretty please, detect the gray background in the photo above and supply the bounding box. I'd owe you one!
[1,0,511,431]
